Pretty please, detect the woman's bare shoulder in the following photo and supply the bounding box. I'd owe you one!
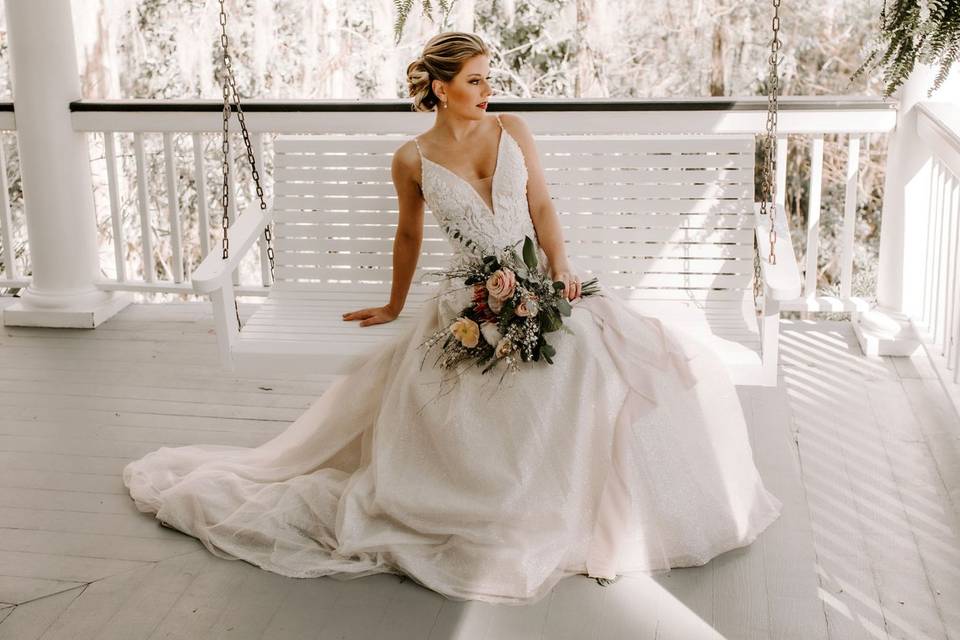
[392,138,423,187]
[497,113,537,152]
[497,112,532,137]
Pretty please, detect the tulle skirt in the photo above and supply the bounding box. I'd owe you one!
[123,276,782,606]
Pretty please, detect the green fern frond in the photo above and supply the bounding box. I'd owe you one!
[393,0,415,46]
[392,0,457,45]
[852,0,960,97]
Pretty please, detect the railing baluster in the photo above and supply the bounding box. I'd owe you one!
[227,134,240,287]
[133,132,154,283]
[921,161,940,333]
[944,174,959,364]
[941,171,955,358]
[803,136,824,302]
[192,133,210,261]
[163,132,184,283]
[840,135,860,300]
[953,190,960,380]
[933,163,948,346]
[775,135,787,208]
[103,132,126,282]
[252,132,271,287]
[0,135,17,281]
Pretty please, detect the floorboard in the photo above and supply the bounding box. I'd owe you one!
[0,302,954,639]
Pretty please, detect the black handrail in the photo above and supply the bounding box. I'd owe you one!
[68,96,897,113]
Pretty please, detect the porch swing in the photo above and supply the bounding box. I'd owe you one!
[191,0,801,386]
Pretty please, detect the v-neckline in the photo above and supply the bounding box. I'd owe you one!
[418,120,505,218]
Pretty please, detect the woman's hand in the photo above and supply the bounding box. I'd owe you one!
[341,305,399,327]
[551,266,582,302]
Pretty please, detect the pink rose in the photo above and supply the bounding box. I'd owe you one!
[486,268,516,302]
[515,294,540,317]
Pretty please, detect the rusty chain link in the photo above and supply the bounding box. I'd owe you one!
[219,0,275,331]
[753,0,781,312]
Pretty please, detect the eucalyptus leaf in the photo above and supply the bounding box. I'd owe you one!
[541,309,562,332]
[522,236,538,271]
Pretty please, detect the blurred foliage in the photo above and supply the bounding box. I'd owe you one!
[0,0,906,313]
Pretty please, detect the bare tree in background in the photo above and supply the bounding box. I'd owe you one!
[0,0,892,301]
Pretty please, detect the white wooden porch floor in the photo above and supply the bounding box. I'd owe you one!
[0,298,957,640]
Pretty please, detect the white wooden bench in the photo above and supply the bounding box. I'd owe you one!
[192,133,801,386]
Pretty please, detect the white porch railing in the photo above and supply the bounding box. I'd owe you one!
[2,97,898,315]
[0,106,25,289]
[914,102,960,388]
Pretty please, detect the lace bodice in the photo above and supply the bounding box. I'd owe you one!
[415,114,543,267]
[414,114,551,325]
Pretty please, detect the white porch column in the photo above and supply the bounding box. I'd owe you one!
[1,0,130,328]
[853,62,960,356]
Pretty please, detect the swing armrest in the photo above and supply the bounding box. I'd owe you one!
[754,202,802,301]
[192,208,267,295]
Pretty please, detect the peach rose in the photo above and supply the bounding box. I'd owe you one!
[450,317,480,348]
[486,268,517,301]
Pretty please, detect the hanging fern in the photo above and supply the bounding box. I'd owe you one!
[851,0,960,97]
[393,0,455,45]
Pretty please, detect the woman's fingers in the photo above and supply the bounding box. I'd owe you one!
[558,273,581,301]
[342,308,372,321]
[343,307,391,327]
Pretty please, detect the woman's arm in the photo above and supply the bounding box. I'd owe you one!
[499,113,581,301]
[342,141,425,326]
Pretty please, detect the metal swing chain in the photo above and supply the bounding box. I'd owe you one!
[218,0,275,331]
[753,0,781,312]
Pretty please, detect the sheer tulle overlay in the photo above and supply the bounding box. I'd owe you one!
[123,115,782,606]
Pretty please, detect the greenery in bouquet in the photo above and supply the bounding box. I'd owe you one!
[418,235,601,386]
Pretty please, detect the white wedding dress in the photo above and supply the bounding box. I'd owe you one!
[123,114,782,606]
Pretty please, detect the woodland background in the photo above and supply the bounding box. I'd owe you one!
[0,0,892,308]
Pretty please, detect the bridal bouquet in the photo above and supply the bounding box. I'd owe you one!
[419,235,601,382]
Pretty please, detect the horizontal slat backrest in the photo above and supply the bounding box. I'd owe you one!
[269,134,756,299]
[537,134,756,300]
[271,136,445,294]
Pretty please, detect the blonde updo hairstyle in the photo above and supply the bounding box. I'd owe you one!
[406,32,491,112]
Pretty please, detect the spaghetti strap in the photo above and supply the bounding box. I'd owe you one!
[413,136,423,158]
[495,113,503,129]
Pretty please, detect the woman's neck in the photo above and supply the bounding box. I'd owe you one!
[432,112,485,143]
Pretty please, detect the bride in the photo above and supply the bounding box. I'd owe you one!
[123,31,782,606]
